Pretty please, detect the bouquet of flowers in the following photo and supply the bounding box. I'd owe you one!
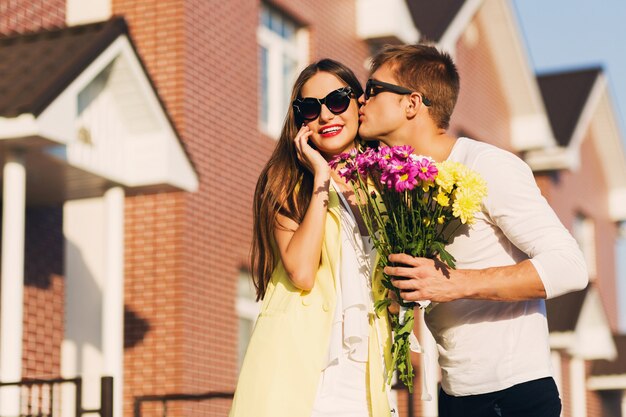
[329,145,487,393]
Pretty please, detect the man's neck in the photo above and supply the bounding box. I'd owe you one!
[385,125,457,162]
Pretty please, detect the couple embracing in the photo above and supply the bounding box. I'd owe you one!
[230,44,588,417]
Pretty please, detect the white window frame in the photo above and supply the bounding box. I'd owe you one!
[257,4,308,138]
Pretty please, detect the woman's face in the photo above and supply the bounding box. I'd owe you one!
[298,72,359,160]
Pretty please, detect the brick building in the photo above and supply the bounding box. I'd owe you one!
[0,0,625,416]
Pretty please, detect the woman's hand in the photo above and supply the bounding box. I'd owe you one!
[294,125,330,177]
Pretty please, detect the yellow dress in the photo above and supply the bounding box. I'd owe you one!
[229,189,393,417]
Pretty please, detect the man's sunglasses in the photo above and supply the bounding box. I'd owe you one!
[293,87,354,122]
[364,79,432,106]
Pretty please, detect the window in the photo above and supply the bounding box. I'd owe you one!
[258,3,307,137]
[572,213,596,279]
[236,270,261,370]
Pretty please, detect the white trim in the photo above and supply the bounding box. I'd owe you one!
[549,331,575,350]
[472,0,555,151]
[257,11,308,139]
[567,74,605,156]
[571,288,616,360]
[438,0,483,52]
[0,114,38,139]
[524,146,579,172]
[589,80,626,221]
[587,374,626,391]
[610,188,626,221]
[2,34,198,192]
[0,151,26,416]
[356,0,419,45]
[548,287,616,360]
[66,0,111,26]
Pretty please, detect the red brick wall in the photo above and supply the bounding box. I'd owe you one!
[113,0,372,415]
[22,207,64,378]
[109,1,188,415]
[451,16,513,152]
[0,0,66,382]
[0,0,65,34]
[271,0,370,81]
[541,132,619,330]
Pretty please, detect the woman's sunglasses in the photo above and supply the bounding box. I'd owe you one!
[364,79,431,106]
[293,87,354,122]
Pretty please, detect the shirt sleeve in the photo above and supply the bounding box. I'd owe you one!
[473,148,588,299]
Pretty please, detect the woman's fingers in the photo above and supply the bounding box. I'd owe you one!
[294,125,311,165]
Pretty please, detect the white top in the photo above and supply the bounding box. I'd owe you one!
[311,181,377,417]
[426,137,588,396]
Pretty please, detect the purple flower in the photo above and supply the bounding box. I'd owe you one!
[413,157,438,181]
[392,145,414,160]
[355,147,379,178]
[394,170,418,191]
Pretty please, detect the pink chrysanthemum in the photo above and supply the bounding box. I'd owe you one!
[414,157,438,181]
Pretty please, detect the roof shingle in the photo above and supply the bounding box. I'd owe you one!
[537,68,601,147]
[0,17,128,117]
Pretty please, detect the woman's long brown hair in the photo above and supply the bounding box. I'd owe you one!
[251,59,364,301]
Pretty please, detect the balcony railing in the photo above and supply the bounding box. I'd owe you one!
[0,376,112,417]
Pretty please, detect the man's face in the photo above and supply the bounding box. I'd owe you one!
[358,63,410,146]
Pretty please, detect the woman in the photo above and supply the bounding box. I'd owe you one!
[229,59,394,417]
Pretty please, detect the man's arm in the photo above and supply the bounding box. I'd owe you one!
[388,147,588,303]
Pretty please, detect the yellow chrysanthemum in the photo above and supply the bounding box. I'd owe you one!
[434,161,456,193]
[422,180,434,192]
[437,215,446,224]
[435,191,450,207]
[452,188,481,224]
[457,170,488,200]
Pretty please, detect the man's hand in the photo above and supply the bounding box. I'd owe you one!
[384,253,465,303]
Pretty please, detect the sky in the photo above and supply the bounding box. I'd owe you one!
[511,0,626,331]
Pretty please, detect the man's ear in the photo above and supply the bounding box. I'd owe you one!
[405,92,421,118]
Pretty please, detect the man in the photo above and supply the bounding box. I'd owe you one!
[358,44,588,417]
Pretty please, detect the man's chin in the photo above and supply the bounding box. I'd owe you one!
[358,127,377,142]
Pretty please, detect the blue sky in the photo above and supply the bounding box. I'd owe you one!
[512,0,626,331]
[512,0,626,135]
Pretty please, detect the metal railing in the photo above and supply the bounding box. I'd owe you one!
[0,376,112,417]
[133,391,233,417]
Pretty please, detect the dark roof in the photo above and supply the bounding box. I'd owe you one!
[0,17,129,117]
[592,334,626,376]
[536,67,602,147]
[546,287,587,333]
[406,0,466,42]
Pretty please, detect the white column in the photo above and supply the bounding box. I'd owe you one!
[0,151,26,415]
[103,187,124,417]
[420,310,438,416]
[570,357,587,417]
[550,351,563,417]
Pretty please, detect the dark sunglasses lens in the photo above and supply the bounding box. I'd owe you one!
[326,90,351,113]
[365,80,373,99]
[299,99,321,120]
